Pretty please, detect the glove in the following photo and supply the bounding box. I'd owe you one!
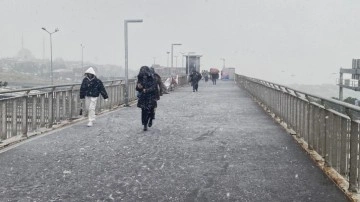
[104,99,108,102]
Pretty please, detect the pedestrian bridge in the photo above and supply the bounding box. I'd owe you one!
[0,75,357,201]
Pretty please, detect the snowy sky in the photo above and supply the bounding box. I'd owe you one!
[1,0,360,84]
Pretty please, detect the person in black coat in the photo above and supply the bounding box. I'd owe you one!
[80,67,108,127]
[189,69,202,92]
[210,73,219,85]
[136,66,158,131]
[150,67,164,101]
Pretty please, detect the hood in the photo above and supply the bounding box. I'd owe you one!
[85,67,96,76]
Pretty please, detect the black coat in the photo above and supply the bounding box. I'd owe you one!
[189,71,202,85]
[80,77,108,99]
[153,73,163,100]
[136,70,158,109]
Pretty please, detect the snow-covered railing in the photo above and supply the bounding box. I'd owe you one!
[235,74,360,193]
[0,79,137,141]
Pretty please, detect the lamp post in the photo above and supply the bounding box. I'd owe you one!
[124,19,143,106]
[80,44,85,67]
[42,27,59,85]
[166,51,170,67]
[174,55,178,67]
[180,52,185,67]
[171,43,181,75]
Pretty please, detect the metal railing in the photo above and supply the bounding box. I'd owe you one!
[0,79,137,140]
[0,74,188,143]
[235,74,360,193]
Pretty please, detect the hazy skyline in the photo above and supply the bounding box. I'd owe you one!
[1,0,360,84]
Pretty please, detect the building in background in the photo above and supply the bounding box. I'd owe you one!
[338,59,360,100]
[185,54,202,74]
[221,67,235,80]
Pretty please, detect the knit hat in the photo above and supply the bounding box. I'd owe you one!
[85,67,96,76]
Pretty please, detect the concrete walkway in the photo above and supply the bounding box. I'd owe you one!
[0,80,348,201]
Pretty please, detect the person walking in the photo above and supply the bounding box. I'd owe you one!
[204,73,209,83]
[210,73,218,85]
[150,67,165,100]
[150,67,165,120]
[80,67,108,127]
[136,66,158,131]
[189,69,202,92]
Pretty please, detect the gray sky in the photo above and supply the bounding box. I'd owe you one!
[1,0,360,84]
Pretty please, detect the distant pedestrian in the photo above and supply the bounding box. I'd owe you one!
[80,67,108,127]
[210,73,219,85]
[189,69,202,92]
[136,66,158,131]
[202,70,209,83]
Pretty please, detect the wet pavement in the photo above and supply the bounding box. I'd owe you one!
[0,80,349,201]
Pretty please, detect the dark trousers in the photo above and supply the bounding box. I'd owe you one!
[212,79,216,85]
[141,107,155,125]
[192,82,198,91]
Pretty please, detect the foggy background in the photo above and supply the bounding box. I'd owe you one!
[1,0,360,85]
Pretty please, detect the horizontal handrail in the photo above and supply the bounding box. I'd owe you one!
[247,76,360,112]
[0,79,127,95]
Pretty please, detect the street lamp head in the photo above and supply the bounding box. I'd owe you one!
[41,27,46,31]
[172,43,182,46]
[55,28,59,32]
[125,19,143,23]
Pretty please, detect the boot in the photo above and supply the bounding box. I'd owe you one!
[148,118,153,127]
[143,124,148,131]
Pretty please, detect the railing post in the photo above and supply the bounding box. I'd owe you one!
[12,99,17,137]
[32,96,37,131]
[109,81,114,110]
[319,100,326,157]
[305,97,310,143]
[310,100,317,151]
[62,91,66,121]
[324,105,332,167]
[118,81,123,106]
[48,87,55,128]
[1,101,7,140]
[339,117,348,176]
[21,92,29,138]
[346,109,359,193]
[55,91,60,123]
[40,95,45,127]
[69,85,74,120]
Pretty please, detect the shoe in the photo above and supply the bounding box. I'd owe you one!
[148,119,152,127]
[143,125,147,131]
[87,121,93,127]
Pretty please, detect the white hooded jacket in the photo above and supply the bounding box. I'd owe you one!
[85,67,96,76]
